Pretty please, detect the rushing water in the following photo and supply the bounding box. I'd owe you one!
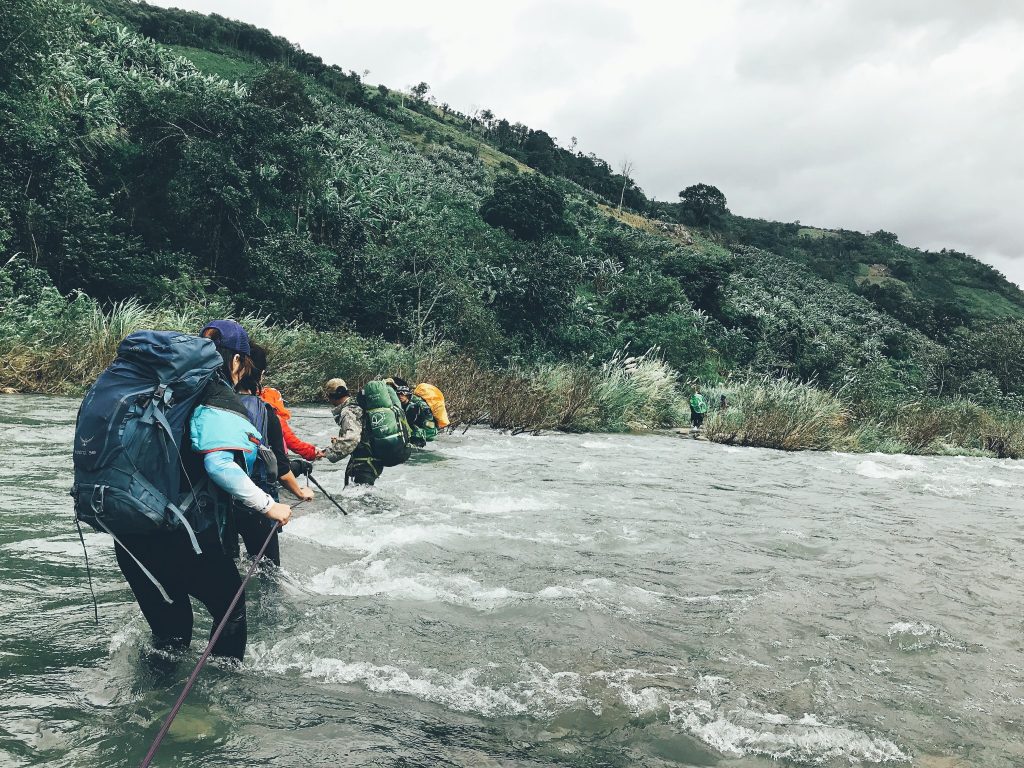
[1,394,1022,767]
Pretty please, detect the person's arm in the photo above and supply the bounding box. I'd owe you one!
[191,402,291,524]
[324,406,362,463]
[279,416,319,461]
[203,451,290,524]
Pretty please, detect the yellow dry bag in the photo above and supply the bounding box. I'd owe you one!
[414,383,450,429]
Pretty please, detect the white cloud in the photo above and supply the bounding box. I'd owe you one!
[150,0,1024,288]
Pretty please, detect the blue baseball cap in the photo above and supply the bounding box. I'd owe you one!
[200,319,251,356]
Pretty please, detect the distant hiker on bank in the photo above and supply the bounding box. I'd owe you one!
[387,377,438,448]
[227,342,313,566]
[690,386,709,429]
[719,394,728,412]
[322,377,412,486]
[72,320,292,661]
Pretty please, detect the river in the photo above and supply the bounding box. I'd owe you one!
[1,394,1022,767]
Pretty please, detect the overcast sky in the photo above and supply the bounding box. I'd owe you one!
[152,0,1024,287]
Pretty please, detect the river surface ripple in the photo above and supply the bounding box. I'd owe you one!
[1,394,1022,767]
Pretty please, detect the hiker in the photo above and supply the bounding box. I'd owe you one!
[689,386,709,429]
[388,377,437,448]
[230,343,313,566]
[719,394,728,412]
[323,377,412,485]
[74,320,292,661]
[322,378,381,486]
[260,384,323,462]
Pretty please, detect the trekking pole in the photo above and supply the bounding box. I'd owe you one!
[138,499,307,768]
[289,458,347,516]
[306,474,347,516]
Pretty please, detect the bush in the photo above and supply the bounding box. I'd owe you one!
[479,173,573,241]
[704,377,852,451]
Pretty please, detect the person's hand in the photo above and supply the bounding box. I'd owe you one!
[314,449,326,460]
[265,502,292,526]
[297,487,314,502]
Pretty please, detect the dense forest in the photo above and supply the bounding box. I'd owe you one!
[2,0,1022,451]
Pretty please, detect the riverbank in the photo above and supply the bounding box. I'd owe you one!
[1,288,1019,457]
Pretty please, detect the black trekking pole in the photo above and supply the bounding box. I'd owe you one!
[138,499,308,768]
[289,458,347,516]
[306,473,347,516]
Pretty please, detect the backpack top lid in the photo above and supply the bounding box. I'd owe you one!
[116,331,222,387]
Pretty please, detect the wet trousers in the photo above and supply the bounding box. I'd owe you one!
[233,510,281,566]
[114,528,246,660]
[228,484,281,566]
[345,454,382,486]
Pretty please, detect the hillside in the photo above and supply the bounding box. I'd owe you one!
[2,0,1022,427]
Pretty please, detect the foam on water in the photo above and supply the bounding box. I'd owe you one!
[306,561,665,614]
[308,558,526,608]
[287,515,468,555]
[855,461,916,480]
[886,621,961,651]
[248,640,598,718]
[595,668,908,764]
[453,495,552,515]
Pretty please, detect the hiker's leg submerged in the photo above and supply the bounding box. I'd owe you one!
[346,456,381,486]
[235,510,280,566]
[115,536,193,652]
[186,531,247,659]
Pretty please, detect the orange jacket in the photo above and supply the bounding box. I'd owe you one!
[260,387,318,461]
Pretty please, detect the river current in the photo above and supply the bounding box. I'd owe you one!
[1,394,1022,767]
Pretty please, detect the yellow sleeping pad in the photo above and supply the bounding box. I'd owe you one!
[414,383,450,429]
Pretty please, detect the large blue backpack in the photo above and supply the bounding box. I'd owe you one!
[72,331,223,558]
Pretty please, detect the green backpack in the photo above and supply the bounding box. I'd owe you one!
[360,380,412,466]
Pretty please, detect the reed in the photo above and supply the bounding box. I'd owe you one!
[2,291,1019,455]
[703,376,852,451]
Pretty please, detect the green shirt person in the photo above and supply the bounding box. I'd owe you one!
[689,388,708,428]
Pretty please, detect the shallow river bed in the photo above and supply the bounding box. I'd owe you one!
[1,394,1022,767]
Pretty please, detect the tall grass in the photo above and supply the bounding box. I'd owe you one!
[2,290,1019,455]
[0,291,688,434]
[704,376,1024,459]
[703,377,852,451]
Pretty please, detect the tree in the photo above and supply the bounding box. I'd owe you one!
[480,173,572,241]
[617,159,634,213]
[410,81,430,102]
[678,183,728,228]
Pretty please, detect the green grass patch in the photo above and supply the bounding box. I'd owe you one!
[167,45,257,82]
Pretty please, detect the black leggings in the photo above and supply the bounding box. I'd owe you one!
[114,528,247,660]
[234,510,280,566]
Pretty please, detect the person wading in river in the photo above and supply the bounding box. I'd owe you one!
[228,342,313,566]
[321,378,383,486]
[690,386,709,430]
[387,377,437,448]
[74,320,292,661]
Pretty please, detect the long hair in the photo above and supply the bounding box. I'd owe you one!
[236,344,267,394]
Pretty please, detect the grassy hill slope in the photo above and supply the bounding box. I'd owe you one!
[1,0,1021,454]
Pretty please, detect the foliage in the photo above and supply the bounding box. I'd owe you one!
[1,0,1021,456]
[479,173,573,241]
[678,183,728,228]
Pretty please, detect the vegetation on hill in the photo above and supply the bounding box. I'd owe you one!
[1,0,1021,456]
